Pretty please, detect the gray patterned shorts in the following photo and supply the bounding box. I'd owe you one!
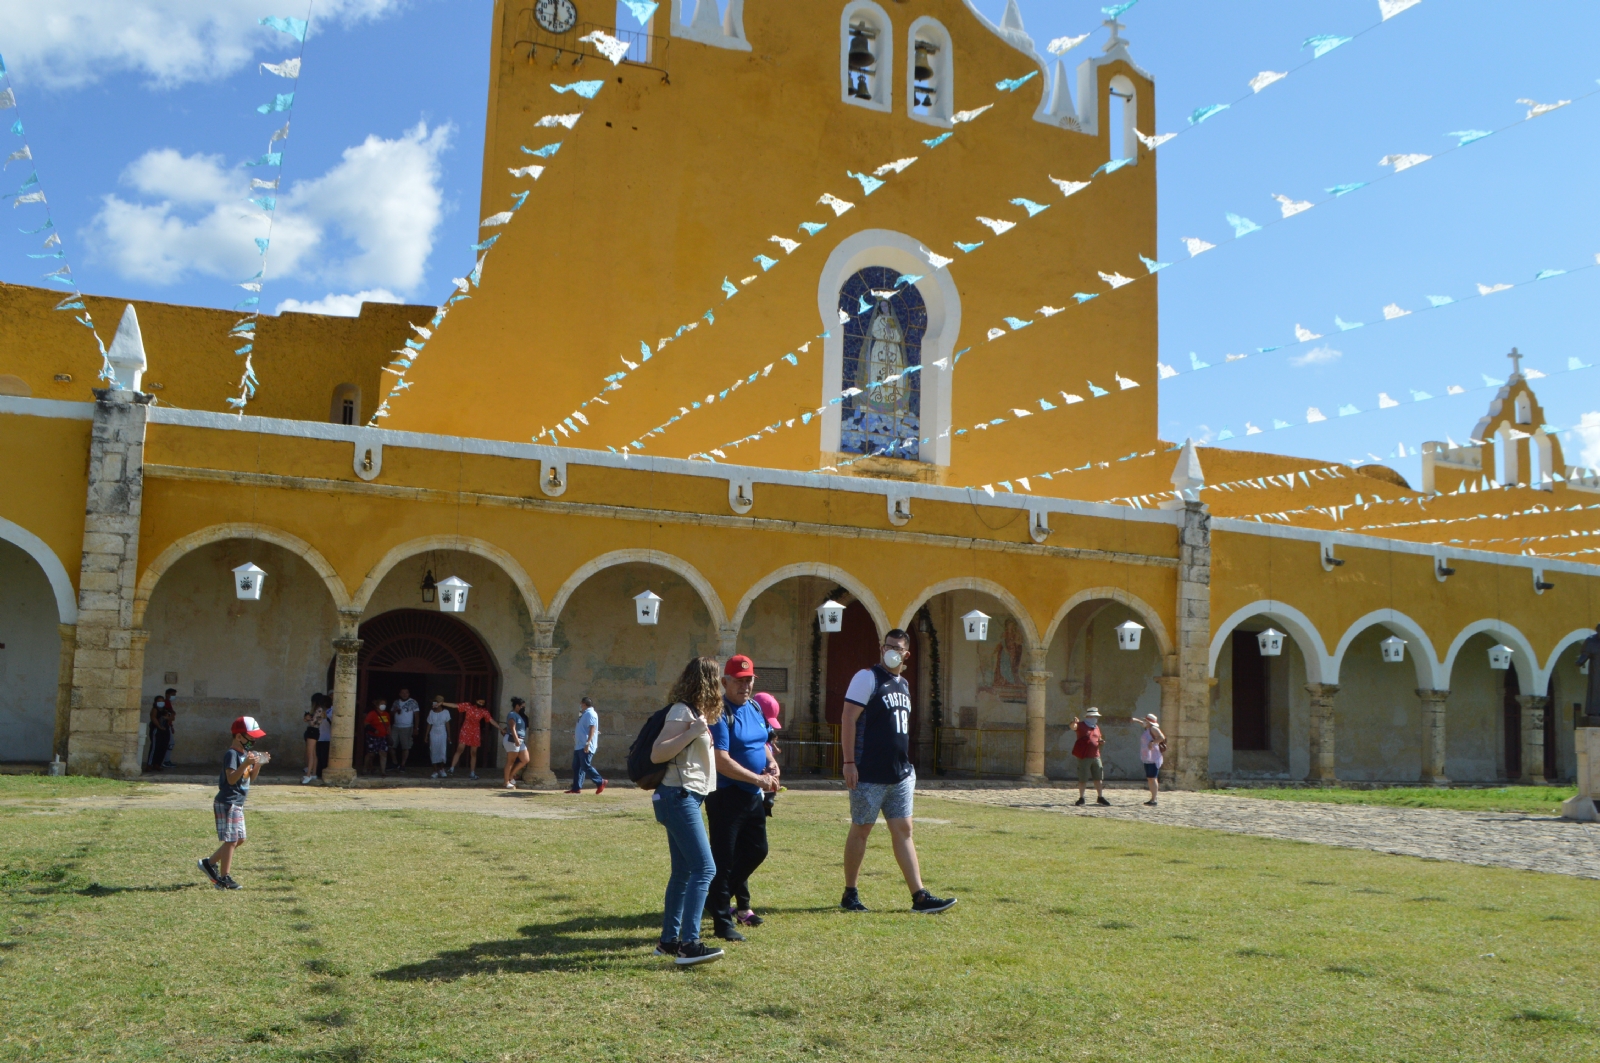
[849,770,915,825]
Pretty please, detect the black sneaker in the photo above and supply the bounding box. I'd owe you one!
[674,941,724,966]
[198,858,222,886]
[911,889,957,914]
[840,888,869,912]
[653,939,680,957]
[1074,796,1086,806]
[1097,796,1111,806]
[1144,799,1158,807]
[713,924,746,942]
[220,875,243,891]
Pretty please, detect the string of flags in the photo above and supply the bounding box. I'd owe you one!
[225,10,313,413]
[370,75,610,424]
[0,54,114,383]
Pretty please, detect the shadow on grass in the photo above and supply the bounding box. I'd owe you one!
[375,912,664,980]
[77,882,201,897]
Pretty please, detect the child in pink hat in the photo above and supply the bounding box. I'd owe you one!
[751,692,783,820]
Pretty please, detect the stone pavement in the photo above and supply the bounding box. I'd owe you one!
[933,788,1600,880]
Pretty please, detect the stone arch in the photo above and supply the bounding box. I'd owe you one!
[897,577,1041,651]
[1330,610,1444,690]
[1545,627,1597,680]
[352,535,543,620]
[0,515,77,624]
[1208,600,1331,685]
[1041,587,1172,664]
[547,549,727,629]
[730,562,889,639]
[134,523,350,627]
[1442,619,1541,691]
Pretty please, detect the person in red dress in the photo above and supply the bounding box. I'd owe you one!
[447,698,502,781]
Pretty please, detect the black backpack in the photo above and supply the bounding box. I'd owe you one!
[626,705,674,790]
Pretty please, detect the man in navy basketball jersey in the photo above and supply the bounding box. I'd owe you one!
[838,628,956,914]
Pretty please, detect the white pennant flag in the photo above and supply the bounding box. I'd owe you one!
[1050,175,1090,198]
[1274,194,1314,218]
[579,30,631,65]
[1378,0,1422,19]
[1182,237,1214,257]
[1249,70,1287,93]
[536,113,583,129]
[260,58,302,78]
[1379,153,1431,172]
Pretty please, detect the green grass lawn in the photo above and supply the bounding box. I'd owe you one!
[1,781,1596,1062]
[1220,785,1578,816]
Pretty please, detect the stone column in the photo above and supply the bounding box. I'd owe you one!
[521,619,559,786]
[324,611,363,785]
[1023,652,1051,783]
[66,388,153,778]
[53,623,77,760]
[1305,683,1340,784]
[718,623,740,662]
[1417,689,1450,786]
[1171,501,1213,790]
[1516,695,1548,784]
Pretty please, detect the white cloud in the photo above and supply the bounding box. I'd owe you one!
[1289,345,1342,368]
[1575,411,1600,470]
[87,122,452,298]
[276,290,404,316]
[5,1,403,89]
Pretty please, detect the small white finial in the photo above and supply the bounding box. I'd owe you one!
[105,304,147,392]
[1001,0,1026,32]
[1171,438,1205,499]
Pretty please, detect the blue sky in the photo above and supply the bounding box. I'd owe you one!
[3,0,1597,483]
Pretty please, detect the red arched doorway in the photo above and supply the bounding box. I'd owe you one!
[345,609,500,769]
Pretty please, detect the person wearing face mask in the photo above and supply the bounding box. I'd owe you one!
[1070,708,1110,806]
[838,629,956,915]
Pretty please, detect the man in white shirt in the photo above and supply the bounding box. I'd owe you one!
[567,696,607,794]
[389,688,421,772]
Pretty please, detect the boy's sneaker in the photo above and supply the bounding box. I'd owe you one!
[653,939,680,957]
[840,888,869,912]
[1096,796,1112,806]
[911,889,957,915]
[673,941,724,966]
[198,858,222,886]
[220,876,243,891]
[595,780,607,794]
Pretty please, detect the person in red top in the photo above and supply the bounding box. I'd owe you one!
[362,700,392,778]
[1071,707,1109,807]
[447,698,502,781]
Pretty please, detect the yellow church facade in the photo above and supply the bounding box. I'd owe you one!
[0,1,1595,796]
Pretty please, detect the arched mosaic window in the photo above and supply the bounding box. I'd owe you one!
[839,266,926,459]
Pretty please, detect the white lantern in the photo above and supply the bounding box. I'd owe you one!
[1380,635,1407,663]
[437,576,471,613]
[634,589,662,626]
[1115,620,1144,651]
[232,562,266,601]
[816,599,846,633]
[1257,628,1285,657]
[1488,644,1513,670]
[962,609,990,641]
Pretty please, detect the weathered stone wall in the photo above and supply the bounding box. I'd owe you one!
[1336,628,1424,782]
[0,539,63,762]
[1445,633,1507,783]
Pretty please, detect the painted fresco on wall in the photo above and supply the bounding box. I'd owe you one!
[977,616,1028,704]
[838,266,925,459]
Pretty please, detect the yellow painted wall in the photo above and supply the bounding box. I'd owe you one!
[0,410,90,589]
[385,0,1161,483]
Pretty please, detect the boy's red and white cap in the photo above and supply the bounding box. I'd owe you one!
[231,715,267,739]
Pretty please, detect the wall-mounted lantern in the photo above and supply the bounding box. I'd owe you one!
[421,569,437,604]
[1380,635,1407,663]
[1115,620,1144,651]
[1488,644,1513,671]
[437,576,471,613]
[232,563,266,601]
[962,609,990,641]
[635,589,663,626]
[1257,628,1285,657]
[816,599,846,633]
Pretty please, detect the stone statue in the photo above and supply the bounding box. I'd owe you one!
[1580,624,1600,716]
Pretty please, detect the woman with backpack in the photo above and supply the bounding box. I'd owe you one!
[1138,713,1167,807]
[646,656,726,967]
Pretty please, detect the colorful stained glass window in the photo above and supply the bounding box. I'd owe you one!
[839,266,925,459]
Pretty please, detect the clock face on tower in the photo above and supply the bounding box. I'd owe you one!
[535,0,578,34]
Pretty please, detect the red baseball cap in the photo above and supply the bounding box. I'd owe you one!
[724,654,756,678]
[231,715,267,739]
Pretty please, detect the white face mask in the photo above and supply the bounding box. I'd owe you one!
[882,648,905,671]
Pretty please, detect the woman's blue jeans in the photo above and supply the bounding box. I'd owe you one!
[653,784,714,944]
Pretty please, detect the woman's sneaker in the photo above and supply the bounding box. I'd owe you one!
[653,939,680,957]
[673,941,724,966]
[910,889,957,914]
